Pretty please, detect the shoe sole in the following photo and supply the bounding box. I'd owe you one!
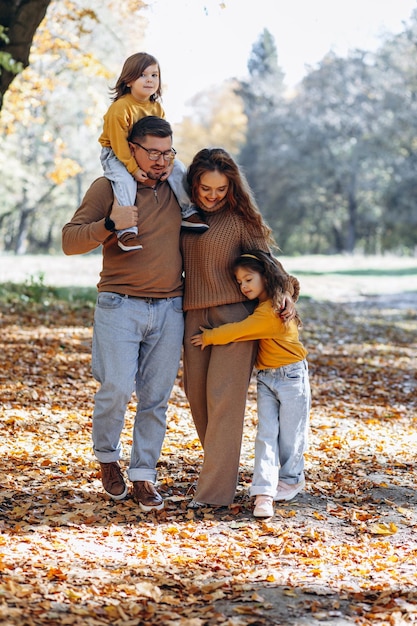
[253,510,274,518]
[180,223,209,232]
[104,484,129,501]
[118,243,143,251]
[138,500,164,512]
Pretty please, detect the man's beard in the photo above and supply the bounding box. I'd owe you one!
[146,168,166,181]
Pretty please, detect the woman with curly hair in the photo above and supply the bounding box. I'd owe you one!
[191,250,310,518]
[181,148,300,508]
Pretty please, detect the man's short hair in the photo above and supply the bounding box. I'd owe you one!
[128,116,173,142]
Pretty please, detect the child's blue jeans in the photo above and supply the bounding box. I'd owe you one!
[250,359,311,497]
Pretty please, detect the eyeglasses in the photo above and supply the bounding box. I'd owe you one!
[130,141,176,161]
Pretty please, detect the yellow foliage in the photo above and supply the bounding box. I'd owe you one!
[173,80,247,164]
[0,2,115,135]
[48,158,83,185]
[67,52,113,78]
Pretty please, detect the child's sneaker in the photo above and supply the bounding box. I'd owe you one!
[274,479,305,501]
[253,495,274,518]
[118,232,143,251]
[181,213,209,233]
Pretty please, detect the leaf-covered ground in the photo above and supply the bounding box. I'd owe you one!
[0,288,416,625]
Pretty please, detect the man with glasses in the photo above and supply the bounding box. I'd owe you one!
[62,116,185,512]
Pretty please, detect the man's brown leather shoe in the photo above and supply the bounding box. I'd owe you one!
[99,461,128,500]
[132,480,164,511]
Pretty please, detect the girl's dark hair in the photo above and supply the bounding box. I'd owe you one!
[111,52,162,102]
[186,148,274,244]
[233,250,302,326]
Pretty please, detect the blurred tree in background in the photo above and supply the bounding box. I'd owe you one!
[0,0,50,108]
[0,0,147,253]
[173,80,246,166]
[1,1,417,255]
[235,16,417,255]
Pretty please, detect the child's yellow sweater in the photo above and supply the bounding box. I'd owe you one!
[201,299,307,369]
[98,94,164,174]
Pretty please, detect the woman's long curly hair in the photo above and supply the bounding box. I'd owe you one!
[233,250,302,327]
[186,148,275,245]
[110,52,162,102]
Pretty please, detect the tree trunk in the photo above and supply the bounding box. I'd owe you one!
[0,0,51,109]
[346,187,357,253]
[15,206,33,255]
[345,158,359,253]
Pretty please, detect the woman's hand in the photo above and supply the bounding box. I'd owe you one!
[280,292,296,322]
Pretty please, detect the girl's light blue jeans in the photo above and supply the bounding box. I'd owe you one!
[91,292,184,483]
[250,359,311,497]
[100,148,197,238]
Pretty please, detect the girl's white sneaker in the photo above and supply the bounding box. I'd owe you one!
[274,479,305,501]
[253,495,274,518]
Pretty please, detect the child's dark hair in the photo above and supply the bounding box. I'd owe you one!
[111,52,162,102]
[233,250,302,327]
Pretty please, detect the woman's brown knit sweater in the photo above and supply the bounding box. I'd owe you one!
[181,204,299,311]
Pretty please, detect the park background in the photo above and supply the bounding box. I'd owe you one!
[1,1,417,625]
[1,0,417,256]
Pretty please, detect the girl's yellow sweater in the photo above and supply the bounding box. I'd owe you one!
[201,299,307,369]
[98,94,164,174]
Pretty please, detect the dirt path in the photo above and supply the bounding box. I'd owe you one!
[0,256,416,625]
[213,294,417,624]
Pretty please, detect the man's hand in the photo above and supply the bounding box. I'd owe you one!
[109,198,138,231]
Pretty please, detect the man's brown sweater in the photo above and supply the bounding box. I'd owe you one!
[62,177,183,299]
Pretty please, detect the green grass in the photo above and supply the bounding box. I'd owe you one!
[294,267,417,277]
[0,272,96,307]
[1,255,417,307]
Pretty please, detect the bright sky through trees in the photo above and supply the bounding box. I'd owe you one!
[142,0,416,121]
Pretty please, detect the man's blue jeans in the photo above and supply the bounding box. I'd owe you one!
[250,359,311,497]
[91,292,184,483]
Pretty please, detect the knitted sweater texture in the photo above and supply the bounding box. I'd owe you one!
[181,205,299,311]
[62,177,183,298]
